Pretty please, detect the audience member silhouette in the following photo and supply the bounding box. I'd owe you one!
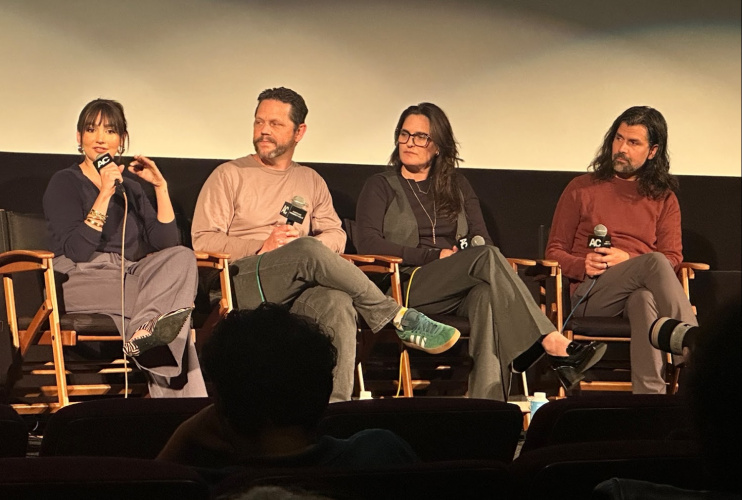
[158,303,418,469]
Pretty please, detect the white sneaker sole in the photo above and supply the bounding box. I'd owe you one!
[402,328,461,355]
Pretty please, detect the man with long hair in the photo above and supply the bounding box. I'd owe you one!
[546,106,697,394]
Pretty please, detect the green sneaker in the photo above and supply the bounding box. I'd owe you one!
[395,309,460,354]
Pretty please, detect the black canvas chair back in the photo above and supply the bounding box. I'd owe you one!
[0,210,145,412]
[0,210,52,319]
[521,393,692,454]
[509,439,707,500]
[0,456,209,500]
[0,210,118,331]
[318,397,523,463]
[40,397,213,458]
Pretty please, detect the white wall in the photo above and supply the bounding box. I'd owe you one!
[1,0,739,176]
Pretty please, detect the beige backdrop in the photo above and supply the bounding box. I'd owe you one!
[1,0,739,176]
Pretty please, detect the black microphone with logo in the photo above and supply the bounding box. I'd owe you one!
[587,224,612,278]
[456,234,486,250]
[279,196,307,226]
[94,153,125,195]
[587,224,612,250]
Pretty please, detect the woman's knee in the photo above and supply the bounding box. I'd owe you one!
[159,245,197,266]
[153,246,198,286]
[466,282,492,304]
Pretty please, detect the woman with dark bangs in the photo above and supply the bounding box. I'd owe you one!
[42,98,206,397]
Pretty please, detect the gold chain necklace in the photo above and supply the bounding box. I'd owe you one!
[405,177,436,244]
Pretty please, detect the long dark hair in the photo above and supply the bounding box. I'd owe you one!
[389,102,463,220]
[589,106,678,199]
[76,98,129,159]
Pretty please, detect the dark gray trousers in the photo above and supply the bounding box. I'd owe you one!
[53,246,207,397]
[404,245,556,401]
[571,252,697,394]
[230,237,400,402]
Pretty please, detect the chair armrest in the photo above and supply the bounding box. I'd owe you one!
[0,249,55,273]
[364,254,403,264]
[507,257,537,268]
[340,254,375,264]
[194,250,230,261]
[536,259,560,269]
[194,251,230,271]
[679,262,710,271]
[678,262,709,300]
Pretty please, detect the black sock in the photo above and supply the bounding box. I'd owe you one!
[512,340,546,373]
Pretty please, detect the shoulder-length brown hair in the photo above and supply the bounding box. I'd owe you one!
[389,102,463,220]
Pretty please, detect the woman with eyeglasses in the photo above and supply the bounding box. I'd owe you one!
[354,102,606,401]
[42,98,206,397]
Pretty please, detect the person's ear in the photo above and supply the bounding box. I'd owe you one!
[294,123,307,143]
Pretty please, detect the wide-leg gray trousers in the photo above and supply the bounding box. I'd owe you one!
[571,252,697,394]
[403,245,556,401]
[53,246,207,397]
[230,237,401,403]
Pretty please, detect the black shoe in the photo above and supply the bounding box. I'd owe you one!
[123,307,193,357]
[547,341,607,390]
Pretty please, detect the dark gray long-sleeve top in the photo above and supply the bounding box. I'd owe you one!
[355,171,493,266]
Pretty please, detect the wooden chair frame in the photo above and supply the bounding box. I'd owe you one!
[343,252,538,398]
[1,248,231,414]
[534,259,709,396]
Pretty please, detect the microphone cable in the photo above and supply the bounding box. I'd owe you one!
[119,190,129,398]
[395,266,423,398]
[560,223,610,333]
[559,273,598,334]
[255,253,266,303]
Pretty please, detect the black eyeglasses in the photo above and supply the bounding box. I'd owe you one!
[397,130,432,147]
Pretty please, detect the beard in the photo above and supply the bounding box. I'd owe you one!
[612,153,642,177]
[253,135,295,161]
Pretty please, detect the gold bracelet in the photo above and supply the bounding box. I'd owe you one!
[87,208,107,223]
[85,217,104,228]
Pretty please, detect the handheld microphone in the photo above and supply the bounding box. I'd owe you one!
[587,223,612,249]
[456,234,486,250]
[279,195,308,225]
[94,153,125,195]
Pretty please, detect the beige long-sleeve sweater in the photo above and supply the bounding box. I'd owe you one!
[191,155,345,260]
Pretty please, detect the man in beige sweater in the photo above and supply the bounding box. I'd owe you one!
[191,87,459,402]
